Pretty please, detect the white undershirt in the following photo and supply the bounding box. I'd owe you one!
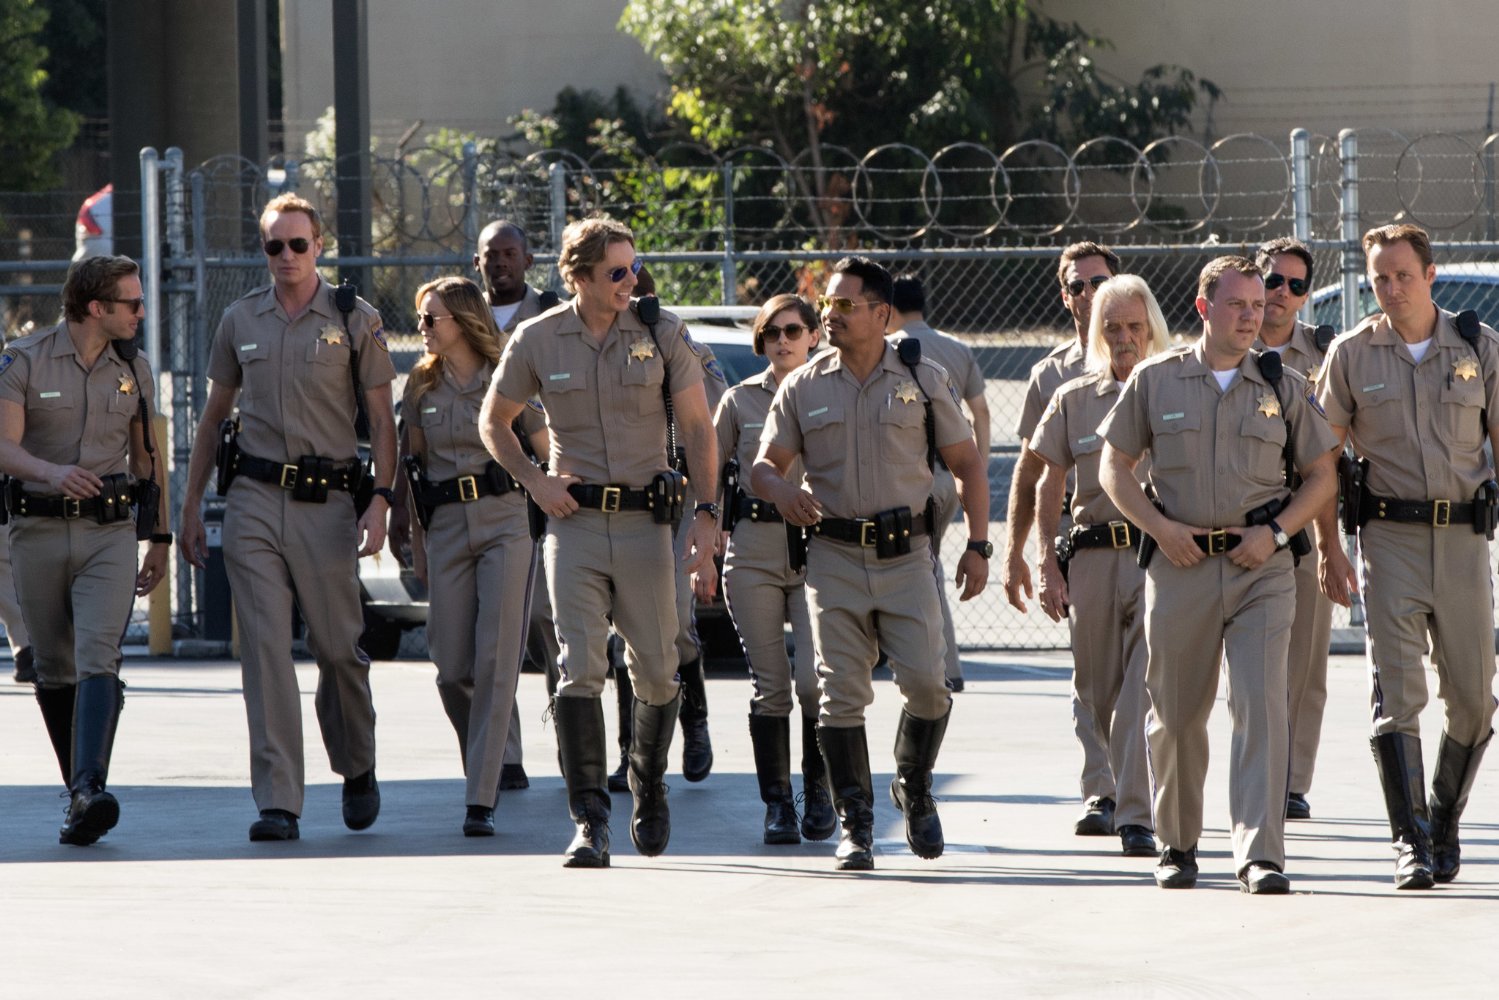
[491,302,521,330]
[1211,368,1238,391]
[1265,342,1288,354]
[1405,337,1434,364]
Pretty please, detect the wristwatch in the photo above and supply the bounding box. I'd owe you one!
[1268,519,1290,550]
[965,539,993,559]
[372,487,397,506]
[694,502,720,520]
[149,533,174,546]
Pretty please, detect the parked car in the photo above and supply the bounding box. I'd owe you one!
[1311,262,1499,331]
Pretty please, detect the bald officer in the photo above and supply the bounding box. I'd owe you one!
[481,216,718,868]
[753,255,990,871]
[1101,256,1337,894]
[180,193,398,842]
[1317,224,1499,889]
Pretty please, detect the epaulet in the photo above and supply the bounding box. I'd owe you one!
[1052,372,1098,401]
[1131,347,1187,375]
[234,283,273,304]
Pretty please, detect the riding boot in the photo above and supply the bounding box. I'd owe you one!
[555,695,610,868]
[1371,732,1435,890]
[607,663,633,793]
[59,675,125,846]
[628,691,680,856]
[800,714,837,841]
[817,723,874,870]
[35,683,76,786]
[748,713,799,844]
[677,656,713,782]
[889,706,950,860]
[1428,729,1491,883]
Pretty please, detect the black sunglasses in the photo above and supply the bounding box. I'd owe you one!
[1265,272,1310,297]
[263,238,312,256]
[607,259,643,283]
[1066,275,1110,296]
[98,296,145,312]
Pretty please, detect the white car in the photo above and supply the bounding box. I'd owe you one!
[1311,261,1499,331]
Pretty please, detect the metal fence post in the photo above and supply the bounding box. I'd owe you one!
[720,161,737,306]
[140,147,161,373]
[1291,129,1312,325]
[1339,130,1361,337]
[462,141,479,252]
[548,161,567,289]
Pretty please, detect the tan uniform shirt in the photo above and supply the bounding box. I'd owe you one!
[0,323,156,492]
[1254,319,1329,383]
[404,361,544,483]
[763,342,970,518]
[1031,371,1140,526]
[716,368,804,498]
[492,300,705,486]
[207,280,395,462]
[889,321,986,401]
[1016,339,1086,439]
[1317,307,1499,500]
[1102,342,1337,527]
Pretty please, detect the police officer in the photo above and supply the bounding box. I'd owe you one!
[0,254,169,845]
[180,194,398,842]
[714,293,835,844]
[1317,224,1499,889]
[1100,256,1338,894]
[481,216,719,867]
[1032,275,1172,858]
[1252,237,1334,821]
[1002,241,1124,837]
[887,274,991,693]
[752,256,990,871]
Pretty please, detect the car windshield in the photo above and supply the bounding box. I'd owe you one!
[1313,275,1499,329]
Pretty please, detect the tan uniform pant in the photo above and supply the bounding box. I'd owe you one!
[723,519,818,718]
[1286,550,1332,793]
[0,525,32,652]
[547,508,679,705]
[223,479,376,815]
[507,548,561,767]
[1066,545,1152,829]
[9,517,135,685]
[1144,548,1295,872]
[425,495,536,808]
[1360,521,1498,746]
[805,537,951,727]
[930,467,963,682]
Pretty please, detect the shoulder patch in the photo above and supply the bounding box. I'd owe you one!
[0,351,13,377]
[679,328,706,358]
[705,358,727,384]
[1305,385,1326,418]
[526,397,545,415]
[370,323,389,352]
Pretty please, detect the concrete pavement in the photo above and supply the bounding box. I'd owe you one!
[2,651,1494,998]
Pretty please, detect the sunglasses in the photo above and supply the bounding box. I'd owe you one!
[263,238,312,256]
[762,322,809,342]
[607,259,643,283]
[1065,274,1110,296]
[1265,272,1310,297]
[418,311,453,329]
[99,296,145,313]
[816,295,880,315]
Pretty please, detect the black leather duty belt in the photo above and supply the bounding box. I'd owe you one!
[236,453,360,492]
[1365,494,1474,528]
[420,471,518,507]
[732,493,784,524]
[1070,520,1138,551]
[813,514,930,547]
[567,483,653,513]
[1192,530,1243,555]
[12,491,135,520]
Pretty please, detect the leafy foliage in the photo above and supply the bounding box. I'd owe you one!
[0,0,79,190]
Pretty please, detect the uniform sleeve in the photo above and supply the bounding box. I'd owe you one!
[1315,337,1356,429]
[0,349,30,406]
[762,377,803,458]
[1014,362,1049,440]
[713,390,738,468]
[664,317,706,394]
[353,305,396,390]
[923,361,972,450]
[515,398,547,439]
[958,347,986,401]
[1284,370,1339,472]
[135,355,157,411]
[492,327,541,404]
[1100,372,1151,460]
[205,310,242,387]
[1480,326,1499,418]
[1029,392,1071,469]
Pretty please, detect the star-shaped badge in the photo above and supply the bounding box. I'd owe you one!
[1305,363,1321,384]
[629,339,656,362]
[1454,357,1479,381]
[1257,393,1281,418]
[894,379,920,404]
[117,374,136,395]
[320,326,345,346]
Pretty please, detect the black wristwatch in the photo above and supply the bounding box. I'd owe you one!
[694,502,720,520]
[1268,519,1290,550]
[965,539,993,559]
[372,487,397,506]
[149,533,174,546]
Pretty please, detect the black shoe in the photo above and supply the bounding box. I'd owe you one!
[1075,796,1115,836]
[57,675,124,847]
[628,693,680,857]
[12,646,35,684]
[1155,846,1198,889]
[1285,792,1311,820]
[1239,861,1291,895]
[499,763,530,791]
[1119,824,1156,857]
[764,799,801,845]
[58,780,119,847]
[889,708,950,860]
[799,716,837,842]
[342,770,380,831]
[819,724,875,871]
[1429,729,1490,884]
[249,809,300,841]
[749,714,801,845]
[678,658,713,782]
[555,695,612,869]
[463,805,495,837]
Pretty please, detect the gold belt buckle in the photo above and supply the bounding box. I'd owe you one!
[858,521,877,547]
[1207,529,1228,555]
[1432,500,1450,527]
[601,486,622,513]
[1109,521,1132,549]
[279,464,298,489]
[458,476,479,502]
[62,497,81,519]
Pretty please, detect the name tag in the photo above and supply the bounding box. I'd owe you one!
[807,406,829,417]
[746,421,764,429]
[1162,411,1184,421]
[549,372,571,382]
[422,406,437,414]
[1362,383,1385,392]
[238,343,258,351]
[1077,434,1097,445]
[40,391,61,399]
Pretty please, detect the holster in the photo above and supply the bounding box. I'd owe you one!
[1245,494,1311,563]
[352,468,375,518]
[1136,488,1166,569]
[215,418,240,496]
[96,473,134,525]
[402,456,433,531]
[1054,533,1073,583]
[484,460,516,496]
[133,478,161,540]
[650,469,687,525]
[526,463,549,541]
[722,460,741,534]
[1474,480,1498,539]
[786,523,807,573]
[874,506,914,559]
[1338,453,1369,535]
[0,475,9,526]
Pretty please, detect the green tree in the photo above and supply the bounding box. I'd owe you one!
[0,0,79,190]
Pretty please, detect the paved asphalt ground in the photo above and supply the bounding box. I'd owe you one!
[2,650,1494,998]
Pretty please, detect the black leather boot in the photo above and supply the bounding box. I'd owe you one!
[1372,733,1435,890]
[59,675,124,846]
[818,724,874,871]
[628,691,680,856]
[35,683,75,786]
[749,713,800,845]
[677,656,713,782]
[889,706,950,860]
[800,714,837,841]
[607,663,633,793]
[1429,729,1491,883]
[555,695,611,868]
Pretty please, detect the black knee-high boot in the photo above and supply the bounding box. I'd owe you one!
[59,676,125,847]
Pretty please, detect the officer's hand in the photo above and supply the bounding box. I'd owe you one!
[49,463,103,499]
[1229,524,1276,570]
[532,473,580,519]
[717,529,729,556]
[682,514,718,581]
[1319,542,1358,607]
[387,505,411,563]
[180,507,209,570]
[136,541,169,596]
[774,486,822,527]
[1038,557,1069,622]
[692,559,718,603]
[955,550,989,601]
[412,541,428,587]
[1156,520,1208,568]
[1001,551,1032,612]
[357,499,388,558]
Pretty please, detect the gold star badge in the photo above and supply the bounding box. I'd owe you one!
[629,339,656,362]
[1454,357,1479,382]
[320,326,344,346]
[1305,363,1322,384]
[117,374,136,395]
[1257,393,1281,418]
[895,379,920,404]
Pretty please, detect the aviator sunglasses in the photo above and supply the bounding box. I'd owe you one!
[418,311,453,329]
[607,259,644,283]
[1066,274,1110,296]
[263,237,312,256]
[816,295,881,315]
[1265,272,1310,297]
